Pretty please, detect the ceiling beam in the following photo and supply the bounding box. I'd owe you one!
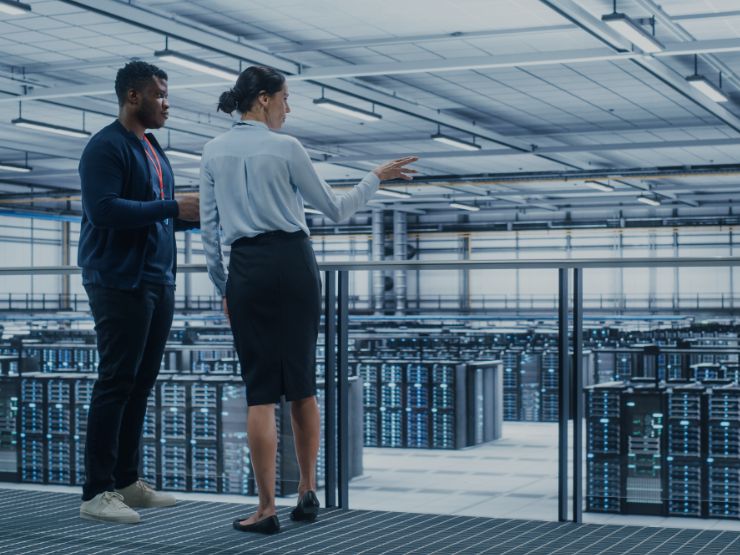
[322,137,740,163]
[672,10,740,22]
[271,25,576,53]
[9,36,740,105]
[538,0,740,135]
[57,0,298,74]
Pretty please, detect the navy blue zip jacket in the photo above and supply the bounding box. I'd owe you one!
[78,119,197,289]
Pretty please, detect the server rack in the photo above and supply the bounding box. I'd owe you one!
[502,349,521,421]
[541,350,559,422]
[707,384,739,519]
[19,375,44,483]
[0,376,18,481]
[665,383,703,517]
[359,360,380,446]
[362,360,467,449]
[379,361,404,447]
[623,386,665,516]
[462,361,503,445]
[586,383,623,513]
[519,351,541,422]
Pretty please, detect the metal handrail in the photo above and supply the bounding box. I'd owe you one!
[1,256,740,275]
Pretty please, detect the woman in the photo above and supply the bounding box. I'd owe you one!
[199,65,417,534]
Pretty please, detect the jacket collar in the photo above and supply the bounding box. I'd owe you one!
[112,119,164,150]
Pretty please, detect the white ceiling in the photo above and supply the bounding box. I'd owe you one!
[0,0,740,227]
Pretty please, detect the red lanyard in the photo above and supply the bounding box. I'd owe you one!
[142,136,165,200]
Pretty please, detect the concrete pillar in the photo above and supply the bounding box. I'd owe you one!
[393,210,407,314]
[460,234,470,312]
[61,220,71,309]
[371,209,384,314]
[184,231,192,309]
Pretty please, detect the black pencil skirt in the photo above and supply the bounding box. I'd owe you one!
[226,230,321,406]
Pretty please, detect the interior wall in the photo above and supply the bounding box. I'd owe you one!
[0,216,736,306]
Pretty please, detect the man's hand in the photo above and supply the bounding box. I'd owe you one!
[223,297,230,324]
[176,193,199,221]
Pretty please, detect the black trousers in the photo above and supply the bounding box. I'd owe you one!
[81,283,174,501]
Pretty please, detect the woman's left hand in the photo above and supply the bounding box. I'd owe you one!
[372,156,419,181]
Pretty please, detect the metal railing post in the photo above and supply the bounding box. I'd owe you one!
[573,267,583,523]
[558,267,570,522]
[337,270,350,509]
[323,271,337,508]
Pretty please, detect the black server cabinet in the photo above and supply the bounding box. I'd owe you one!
[72,378,94,486]
[46,378,72,484]
[0,376,18,481]
[19,376,44,484]
[359,360,380,446]
[379,362,403,448]
[622,387,665,516]
[221,382,250,495]
[541,350,559,422]
[665,384,703,517]
[586,384,623,513]
[707,385,739,519]
[502,350,521,421]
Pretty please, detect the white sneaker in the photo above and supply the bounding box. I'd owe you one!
[116,479,176,508]
[80,491,140,524]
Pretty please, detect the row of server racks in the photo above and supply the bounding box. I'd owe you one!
[358,359,502,450]
[0,373,312,496]
[586,381,740,520]
[0,332,366,496]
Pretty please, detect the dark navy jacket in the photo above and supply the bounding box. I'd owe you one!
[78,120,197,289]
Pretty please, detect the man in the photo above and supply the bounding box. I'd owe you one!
[77,61,199,524]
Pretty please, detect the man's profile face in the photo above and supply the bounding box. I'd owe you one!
[134,76,169,130]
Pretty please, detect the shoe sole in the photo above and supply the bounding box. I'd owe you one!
[124,500,177,509]
[80,511,140,524]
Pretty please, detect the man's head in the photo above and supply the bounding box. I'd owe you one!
[115,61,169,129]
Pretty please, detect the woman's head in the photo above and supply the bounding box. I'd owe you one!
[218,66,289,129]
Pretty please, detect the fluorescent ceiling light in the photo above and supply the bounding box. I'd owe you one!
[154,49,239,81]
[165,148,202,161]
[0,162,31,173]
[12,118,90,138]
[376,188,412,199]
[449,202,480,212]
[602,12,663,53]
[313,98,381,122]
[686,74,728,103]
[0,1,31,15]
[637,195,661,207]
[584,180,614,192]
[304,207,322,215]
[431,133,481,151]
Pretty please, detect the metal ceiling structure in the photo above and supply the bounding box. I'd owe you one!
[0,0,740,230]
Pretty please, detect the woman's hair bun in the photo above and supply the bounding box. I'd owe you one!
[217,89,239,114]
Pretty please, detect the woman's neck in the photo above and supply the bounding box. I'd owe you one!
[241,111,267,125]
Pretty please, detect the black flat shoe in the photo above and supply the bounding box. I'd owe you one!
[290,490,320,522]
[232,514,280,534]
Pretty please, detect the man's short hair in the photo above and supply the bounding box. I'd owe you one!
[114,61,168,106]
